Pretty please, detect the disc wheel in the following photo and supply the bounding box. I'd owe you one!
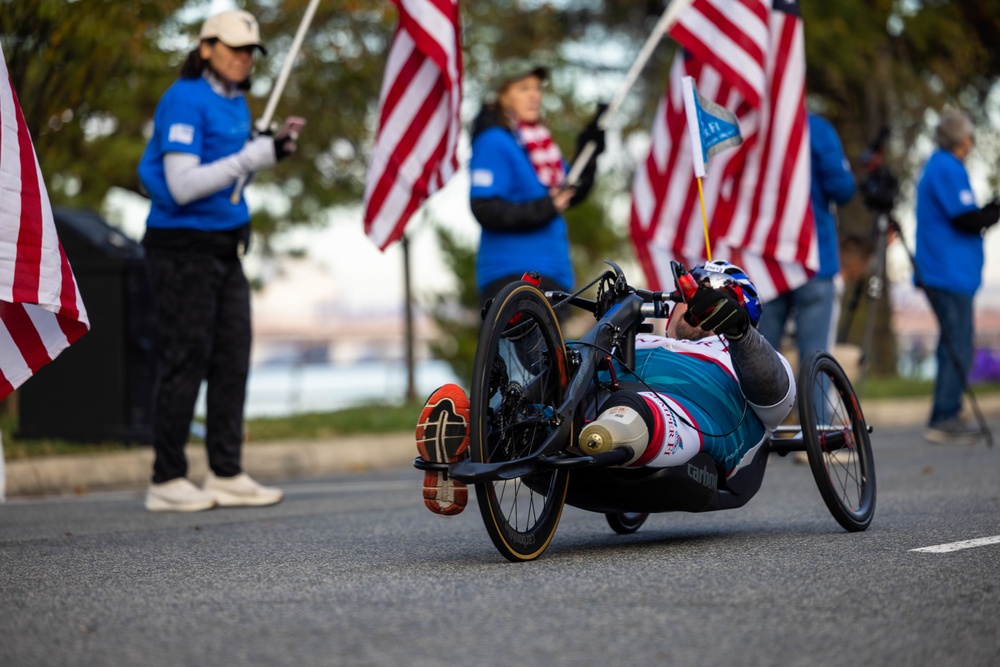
[798,351,876,532]
[471,282,570,562]
[605,512,649,535]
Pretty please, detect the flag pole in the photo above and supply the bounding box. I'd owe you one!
[230,0,323,204]
[565,0,696,186]
[696,178,712,260]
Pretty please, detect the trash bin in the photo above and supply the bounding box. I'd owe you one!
[17,208,157,443]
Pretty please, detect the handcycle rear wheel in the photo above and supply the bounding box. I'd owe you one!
[471,282,571,562]
[798,350,876,532]
[605,512,649,535]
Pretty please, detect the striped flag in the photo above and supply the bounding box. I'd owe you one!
[363,0,462,251]
[0,45,89,400]
[630,0,814,302]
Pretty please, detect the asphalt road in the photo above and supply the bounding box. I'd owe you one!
[1,422,998,667]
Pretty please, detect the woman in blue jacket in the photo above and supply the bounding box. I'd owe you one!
[138,10,300,512]
[469,60,604,306]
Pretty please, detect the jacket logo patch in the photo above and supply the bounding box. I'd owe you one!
[168,123,195,145]
[471,169,494,187]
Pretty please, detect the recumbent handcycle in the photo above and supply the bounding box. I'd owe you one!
[415,262,876,562]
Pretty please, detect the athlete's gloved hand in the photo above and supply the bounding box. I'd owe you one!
[683,285,750,340]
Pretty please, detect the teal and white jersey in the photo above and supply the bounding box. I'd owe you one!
[623,334,794,477]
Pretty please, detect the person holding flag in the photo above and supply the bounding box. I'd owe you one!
[469,59,605,307]
[757,113,856,365]
[137,9,301,512]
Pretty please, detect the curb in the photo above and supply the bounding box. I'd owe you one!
[4,433,415,498]
[4,394,1000,499]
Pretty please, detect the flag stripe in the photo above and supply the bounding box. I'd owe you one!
[630,0,813,303]
[0,45,89,400]
[363,0,461,251]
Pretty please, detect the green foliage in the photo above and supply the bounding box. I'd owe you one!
[426,224,480,386]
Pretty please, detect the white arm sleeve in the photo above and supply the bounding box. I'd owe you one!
[164,136,277,206]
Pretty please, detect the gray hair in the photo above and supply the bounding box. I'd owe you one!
[935,109,974,150]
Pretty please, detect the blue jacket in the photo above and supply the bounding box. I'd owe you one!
[138,76,252,232]
[915,150,983,296]
[809,115,856,279]
[469,113,573,291]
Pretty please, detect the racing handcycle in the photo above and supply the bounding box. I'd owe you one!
[414,262,876,562]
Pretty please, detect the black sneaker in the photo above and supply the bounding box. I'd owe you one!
[925,418,981,445]
[415,384,470,515]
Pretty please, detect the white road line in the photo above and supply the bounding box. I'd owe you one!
[910,535,1000,553]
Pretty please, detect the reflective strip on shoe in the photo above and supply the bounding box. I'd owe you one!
[416,384,471,516]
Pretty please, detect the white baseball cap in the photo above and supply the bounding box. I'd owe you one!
[200,10,266,54]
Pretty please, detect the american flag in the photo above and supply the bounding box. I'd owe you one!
[630,0,814,302]
[363,0,462,251]
[0,46,89,400]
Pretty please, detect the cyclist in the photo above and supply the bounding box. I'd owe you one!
[414,261,796,515]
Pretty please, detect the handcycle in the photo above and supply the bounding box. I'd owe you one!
[414,262,876,562]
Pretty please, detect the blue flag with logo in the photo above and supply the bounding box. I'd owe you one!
[682,76,743,178]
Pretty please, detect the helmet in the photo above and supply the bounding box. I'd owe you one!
[689,260,762,327]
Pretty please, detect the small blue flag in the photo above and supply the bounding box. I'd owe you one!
[682,76,743,178]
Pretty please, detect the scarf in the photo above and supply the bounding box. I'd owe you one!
[517,121,565,188]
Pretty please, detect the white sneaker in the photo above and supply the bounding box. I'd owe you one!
[145,478,218,513]
[202,471,283,507]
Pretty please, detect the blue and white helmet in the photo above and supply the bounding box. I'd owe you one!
[689,260,763,327]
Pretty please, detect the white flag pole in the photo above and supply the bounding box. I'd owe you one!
[231,0,323,204]
[565,0,696,187]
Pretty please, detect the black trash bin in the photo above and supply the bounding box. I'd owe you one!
[17,208,157,443]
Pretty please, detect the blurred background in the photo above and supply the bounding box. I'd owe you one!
[4,0,1000,437]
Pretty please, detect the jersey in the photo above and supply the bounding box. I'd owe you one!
[915,149,982,296]
[138,75,252,232]
[469,125,573,291]
[622,334,793,478]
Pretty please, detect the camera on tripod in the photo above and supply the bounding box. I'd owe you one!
[860,127,899,215]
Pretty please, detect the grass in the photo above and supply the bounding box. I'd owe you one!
[5,377,1000,461]
[1,400,424,461]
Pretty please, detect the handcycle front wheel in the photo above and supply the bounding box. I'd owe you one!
[798,350,876,532]
[605,512,649,535]
[471,282,571,562]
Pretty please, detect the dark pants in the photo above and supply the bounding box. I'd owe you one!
[145,247,251,483]
[924,287,974,425]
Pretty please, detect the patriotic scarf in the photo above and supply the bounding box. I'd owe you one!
[517,121,564,188]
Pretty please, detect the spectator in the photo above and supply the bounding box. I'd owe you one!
[915,108,999,444]
[138,9,302,511]
[758,113,856,364]
[469,59,605,307]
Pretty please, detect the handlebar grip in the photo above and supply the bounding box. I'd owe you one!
[590,446,634,467]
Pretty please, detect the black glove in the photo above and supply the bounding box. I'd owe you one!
[273,133,297,161]
[683,285,750,340]
[575,103,607,158]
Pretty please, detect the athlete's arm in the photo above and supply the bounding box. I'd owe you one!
[727,326,792,407]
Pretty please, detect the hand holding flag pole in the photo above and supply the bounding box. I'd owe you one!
[564,0,696,188]
[680,75,743,260]
[230,0,322,204]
